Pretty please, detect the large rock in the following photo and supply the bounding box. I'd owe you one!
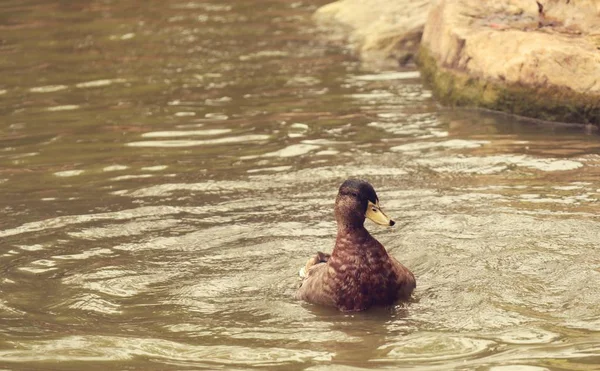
[420,0,600,124]
[313,0,430,67]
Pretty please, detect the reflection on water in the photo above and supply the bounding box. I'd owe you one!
[2,0,600,370]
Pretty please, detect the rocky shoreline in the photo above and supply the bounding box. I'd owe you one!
[314,0,600,125]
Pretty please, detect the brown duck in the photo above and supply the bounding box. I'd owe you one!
[296,179,415,312]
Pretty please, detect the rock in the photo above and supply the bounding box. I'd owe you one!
[420,0,600,124]
[313,0,430,67]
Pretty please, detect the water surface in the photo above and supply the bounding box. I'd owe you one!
[2,1,600,370]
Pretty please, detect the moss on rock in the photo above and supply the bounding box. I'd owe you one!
[417,46,600,125]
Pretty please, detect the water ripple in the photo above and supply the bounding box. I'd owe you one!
[141,129,232,138]
[126,134,270,147]
[376,333,497,362]
[0,336,333,364]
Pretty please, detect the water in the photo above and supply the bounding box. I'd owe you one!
[2,1,600,369]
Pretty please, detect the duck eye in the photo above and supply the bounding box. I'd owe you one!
[371,207,377,212]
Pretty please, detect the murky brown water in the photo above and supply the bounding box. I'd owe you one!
[2,1,600,370]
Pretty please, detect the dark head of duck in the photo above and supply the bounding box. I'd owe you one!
[334,179,395,229]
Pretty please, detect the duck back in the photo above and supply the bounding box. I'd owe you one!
[328,229,404,311]
[297,227,415,312]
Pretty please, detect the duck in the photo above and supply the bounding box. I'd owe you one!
[295,179,415,312]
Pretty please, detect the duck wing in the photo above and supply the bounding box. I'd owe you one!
[298,251,330,278]
[295,254,335,307]
[389,255,416,299]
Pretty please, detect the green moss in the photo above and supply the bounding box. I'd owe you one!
[416,46,600,125]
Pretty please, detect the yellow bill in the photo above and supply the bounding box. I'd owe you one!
[365,201,395,226]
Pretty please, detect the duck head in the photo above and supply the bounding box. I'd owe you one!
[334,179,395,228]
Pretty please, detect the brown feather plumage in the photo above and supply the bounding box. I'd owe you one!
[296,179,415,312]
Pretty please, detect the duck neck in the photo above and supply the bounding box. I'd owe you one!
[336,223,367,235]
[332,224,374,256]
